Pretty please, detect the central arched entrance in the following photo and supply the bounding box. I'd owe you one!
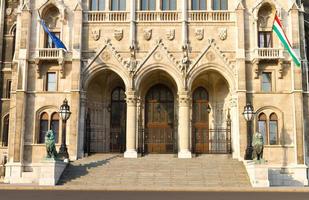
[192,87,210,154]
[145,84,174,153]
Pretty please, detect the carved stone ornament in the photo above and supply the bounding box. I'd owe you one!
[153,52,163,61]
[206,51,216,62]
[218,28,228,40]
[6,8,12,16]
[195,28,204,41]
[166,29,175,41]
[114,29,123,41]
[101,51,111,62]
[143,29,152,41]
[91,28,101,41]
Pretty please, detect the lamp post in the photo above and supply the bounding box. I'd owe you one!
[58,99,71,161]
[243,103,255,160]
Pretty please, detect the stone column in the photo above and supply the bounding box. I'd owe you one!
[235,2,248,160]
[178,91,192,158]
[290,4,305,165]
[130,0,136,48]
[182,0,188,46]
[124,90,138,158]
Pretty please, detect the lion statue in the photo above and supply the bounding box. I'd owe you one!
[252,132,264,161]
[45,130,58,159]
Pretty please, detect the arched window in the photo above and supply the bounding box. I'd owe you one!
[50,113,60,143]
[257,3,274,48]
[192,0,207,10]
[162,0,176,10]
[258,113,267,144]
[269,113,278,145]
[39,113,49,144]
[141,0,156,10]
[213,0,228,10]
[90,0,105,11]
[111,0,126,11]
[1,115,9,147]
[43,6,61,48]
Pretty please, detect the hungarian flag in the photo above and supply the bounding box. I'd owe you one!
[273,15,301,67]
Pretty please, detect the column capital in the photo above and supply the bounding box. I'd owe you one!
[178,91,191,106]
[126,90,137,106]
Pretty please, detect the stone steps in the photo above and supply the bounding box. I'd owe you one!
[58,154,251,188]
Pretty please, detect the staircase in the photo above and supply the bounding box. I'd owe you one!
[59,154,251,188]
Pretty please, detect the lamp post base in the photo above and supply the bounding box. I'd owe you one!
[58,144,69,160]
[245,146,253,160]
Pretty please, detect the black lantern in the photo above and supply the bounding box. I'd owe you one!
[243,103,255,160]
[58,99,71,161]
[243,103,254,122]
[59,99,71,121]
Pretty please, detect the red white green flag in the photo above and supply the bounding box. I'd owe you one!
[273,14,301,67]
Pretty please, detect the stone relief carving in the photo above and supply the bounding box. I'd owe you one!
[6,8,12,16]
[143,29,152,41]
[195,28,204,40]
[206,51,216,62]
[153,52,163,61]
[114,29,123,41]
[91,28,101,41]
[101,51,111,62]
[218,28,227,40]
[166,29,175,41]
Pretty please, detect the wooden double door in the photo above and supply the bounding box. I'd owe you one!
[192,87,210,154]
[145,84,175,154]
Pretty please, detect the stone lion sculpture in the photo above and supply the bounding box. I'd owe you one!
[45,130,58,159]
[252,132,264,161]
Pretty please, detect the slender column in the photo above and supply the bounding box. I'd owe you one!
[182,0,188,46]
[130,0,136,48]
[178,91,192,158]
[124,90,138,158]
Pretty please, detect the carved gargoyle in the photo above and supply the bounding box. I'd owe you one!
[252,132,264,162]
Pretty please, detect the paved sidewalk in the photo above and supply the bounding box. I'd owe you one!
[58,154,250,188]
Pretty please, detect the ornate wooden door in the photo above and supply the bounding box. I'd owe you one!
[110,87,126,153]
[145,84,174,153]
[192,87,210,154]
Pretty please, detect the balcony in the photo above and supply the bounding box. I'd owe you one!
[35,48,65,60]
[136,11,181,22]
[254,48,284,60]
[84,11,129,22]
[188,11,235,22]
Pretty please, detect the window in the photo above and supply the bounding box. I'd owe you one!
[141,0,156,10]
[258,113,267,144]
[46,72,57,91]
[39,113,49,144]
[6,80,12,99]
[45,32,60,48]
[261,72,272,92]
[192,0,207,10]
[258,31,273,48]
[213,0,228,10]
[1,115,9,147]
[111,0,126,11]
[269,113,278,145]
[90,0,105,11]
[162,0,177,10]
[50,113,60,143]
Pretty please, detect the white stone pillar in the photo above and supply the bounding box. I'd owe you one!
[178,91,192,158]
[130,0,136,48]
[124,90,138,158]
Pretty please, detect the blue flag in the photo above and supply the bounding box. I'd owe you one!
[40,19,67,51]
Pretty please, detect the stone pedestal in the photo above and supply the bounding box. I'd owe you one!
[243,160,270,187]
[38,159,67,186]
[4,162,23,184]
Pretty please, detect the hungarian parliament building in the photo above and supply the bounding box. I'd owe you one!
[0,0,308,186]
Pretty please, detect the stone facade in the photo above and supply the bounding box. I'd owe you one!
[0,0,308,186]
